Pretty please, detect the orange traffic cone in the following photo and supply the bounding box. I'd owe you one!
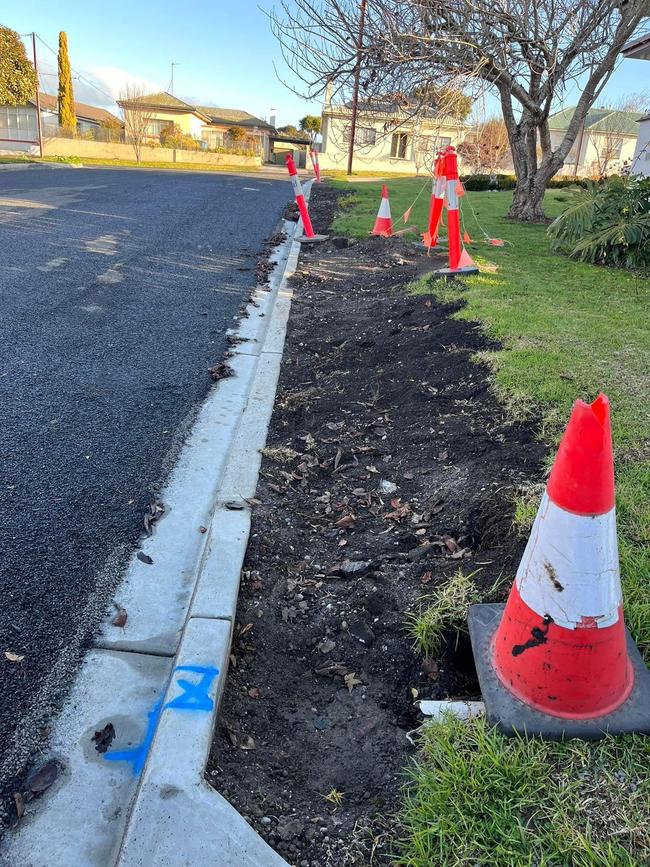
[469,393,650,738]
[370,185,393,237]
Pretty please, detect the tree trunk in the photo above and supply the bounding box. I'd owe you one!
[507,177,548,222]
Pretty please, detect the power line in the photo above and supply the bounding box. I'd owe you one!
[34,33,119,108]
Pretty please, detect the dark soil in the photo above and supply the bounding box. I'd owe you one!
[207,184,546,866]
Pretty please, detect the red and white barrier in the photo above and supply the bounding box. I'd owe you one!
[309,148,321,183]
[493,394,634,719]
[370,184,393,237]
[422,151,447,249]
[285,153,327,243]
[436,147,478,275]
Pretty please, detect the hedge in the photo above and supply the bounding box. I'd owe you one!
[460,173,590,191]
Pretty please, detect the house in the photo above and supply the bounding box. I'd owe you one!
[548,106,642,176]
[36,93,122,136]
[116,92,275,158]
[318,90,470,174]
[622,34,650,177]
[0,92,122,153]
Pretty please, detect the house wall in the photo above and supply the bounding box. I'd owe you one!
[630,119,650,176]
[40,136,261,166]
[133,109,198,138]
[319,111,468,174]
[549,128,638,175]
[582,132,638,173]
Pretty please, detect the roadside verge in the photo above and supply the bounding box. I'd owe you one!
[2,187,308,867]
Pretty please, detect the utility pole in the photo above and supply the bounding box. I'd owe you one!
[31,33,44,159]
[346,0,367,176]
[170,62,179,95]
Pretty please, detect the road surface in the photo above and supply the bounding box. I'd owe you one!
[0,164,289,820]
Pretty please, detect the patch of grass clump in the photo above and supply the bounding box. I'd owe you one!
[397,715,650,867]
[406,570,481,657]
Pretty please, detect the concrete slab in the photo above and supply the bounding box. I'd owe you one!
[191,506,251,621]
[217,351,284,502]
[116,618,287,866]
[95,352,258,656]
[1,649,172,867]
[469,603,650,740]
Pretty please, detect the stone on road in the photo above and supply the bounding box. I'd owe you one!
[0,165,288,821]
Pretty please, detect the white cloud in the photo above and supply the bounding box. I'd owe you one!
[89,66,161,102]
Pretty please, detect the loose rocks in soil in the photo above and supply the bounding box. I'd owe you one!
[207,184,545,866]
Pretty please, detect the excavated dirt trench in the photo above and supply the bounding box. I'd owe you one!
[207,184,546,866]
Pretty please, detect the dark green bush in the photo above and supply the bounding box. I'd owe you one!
[461,173,590,191]
[547,175,650,271]
[547,176,589,189]
[461,174,516,191]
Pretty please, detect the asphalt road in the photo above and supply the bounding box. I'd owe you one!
[0,164,289,817]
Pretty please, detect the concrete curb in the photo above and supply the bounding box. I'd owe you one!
[3,186,309,866]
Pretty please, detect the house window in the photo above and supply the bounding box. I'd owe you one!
[435,136,451,149]
[202,129,226,148]
[355,126,376,145]
[0,106,37,140]
[391,132,409,159]
[147,119,174,137]
[343,125,377,146]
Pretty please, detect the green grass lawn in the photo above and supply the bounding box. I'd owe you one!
[0,155,260,173]
[331,179,650,866]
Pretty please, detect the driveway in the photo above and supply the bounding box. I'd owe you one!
[0,165,289,816]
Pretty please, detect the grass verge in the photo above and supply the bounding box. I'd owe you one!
[398,715,650,867]
[0,155,260,173]
[331,178,650,866]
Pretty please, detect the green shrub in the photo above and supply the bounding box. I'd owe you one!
[461,173,516,191]
[548,176,589,189]
[548,175,650,271]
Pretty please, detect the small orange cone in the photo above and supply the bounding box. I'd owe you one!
[463,230,473,244]
[371,185,393,237]
[457,247,476,269]
[487,238,505,247]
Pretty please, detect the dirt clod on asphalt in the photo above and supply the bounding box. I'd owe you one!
[207,184,545,865]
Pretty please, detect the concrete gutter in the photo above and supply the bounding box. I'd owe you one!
[2,186,310,867]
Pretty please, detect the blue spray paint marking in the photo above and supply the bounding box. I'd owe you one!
[103,698,163,776]
[103,664,219,775]
[164,665,218,712]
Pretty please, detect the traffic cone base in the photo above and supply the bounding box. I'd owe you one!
[469,603,650,739]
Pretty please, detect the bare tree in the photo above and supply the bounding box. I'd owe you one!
[458,116,511,173]
[271,0,646,221]
[118,83,154,163]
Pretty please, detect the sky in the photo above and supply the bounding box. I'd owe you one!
[2,2,648,125]
[3,1,323,127]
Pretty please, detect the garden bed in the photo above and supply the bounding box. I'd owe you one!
[206,184,545,865]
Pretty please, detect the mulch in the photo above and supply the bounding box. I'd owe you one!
[207,184,546,866]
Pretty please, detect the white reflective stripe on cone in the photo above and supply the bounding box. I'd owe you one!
[446,181,458,210]
[434,176,446,197]
[515,492,621,629]
[378,197,392,219]
[291,175,302,196]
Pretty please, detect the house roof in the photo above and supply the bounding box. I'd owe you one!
[115,92,274,131]
[116,91,212,122]
[33,92,122,125]
[548,106,642,136]
[196,106,275,131]
[622,33,650,61]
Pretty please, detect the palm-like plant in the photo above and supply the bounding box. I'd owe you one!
[548,176,650,271]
